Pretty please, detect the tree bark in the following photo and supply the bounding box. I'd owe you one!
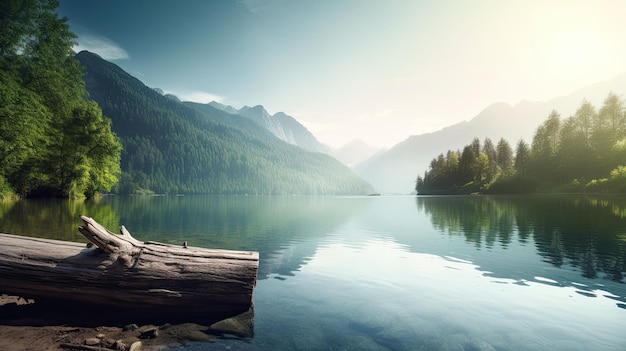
[0,216,258,316]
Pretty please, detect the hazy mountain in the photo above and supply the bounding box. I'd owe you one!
[355,73,626,194]
[182,101,275,141]
[208,101,238,115]
[76,51,374,195]
[164,93,181,102]
[333,139,384,167]
[210,104,332,155]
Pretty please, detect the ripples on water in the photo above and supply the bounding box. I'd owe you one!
[1,195,625,350]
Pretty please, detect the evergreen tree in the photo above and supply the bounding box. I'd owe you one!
[573,99,595,147]
[514,139,530,180]
[458,145,477,186]
[558,114,596,181]
[530,110,561,186]
[483,138,498,182]
[495,138,514,176]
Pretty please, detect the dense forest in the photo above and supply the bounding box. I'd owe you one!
[416,93,626,194]
[0,0,121,198]
[0,1,374,198]
[77,51,374,195]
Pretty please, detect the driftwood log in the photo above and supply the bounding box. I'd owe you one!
[0,216,258,317]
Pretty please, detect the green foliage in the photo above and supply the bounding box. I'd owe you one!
[416,137,514,194]
[0,175,16,199]
[417,93,626,195]
[514,139,530,180]
[76,51,374,195]
[584,165,626,193]
[0,0,121,198]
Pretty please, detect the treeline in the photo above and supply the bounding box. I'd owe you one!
[77,51,374,195]
[416,92,626,194]
[0,0,121,198]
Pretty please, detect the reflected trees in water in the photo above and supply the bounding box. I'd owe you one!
[416,195,626,282]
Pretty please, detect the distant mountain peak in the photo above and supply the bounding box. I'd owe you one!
[340,139,373,148]
[334,139,383,168]
[208,101,238,115]
[237,104,331,155]
[77,50,101,59]
[164,93,181,102]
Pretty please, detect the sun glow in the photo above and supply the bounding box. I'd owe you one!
[531,1,620,90]
[549,29,606,71]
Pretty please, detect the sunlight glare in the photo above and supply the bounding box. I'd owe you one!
[543,26,614,83]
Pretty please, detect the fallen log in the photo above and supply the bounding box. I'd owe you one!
[0,216,258,318]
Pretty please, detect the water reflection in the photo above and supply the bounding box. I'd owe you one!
[0,198,119,242]
[3,195,624,290]
[416,195,626,283]
[0,196,369,280]
[3,195,626,350]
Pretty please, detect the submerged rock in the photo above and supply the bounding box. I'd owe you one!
[208,308,254,338]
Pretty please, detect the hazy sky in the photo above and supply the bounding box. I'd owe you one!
[57,0,626,148]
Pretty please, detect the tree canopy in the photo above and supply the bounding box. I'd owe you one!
[0,0,121,198]
[416,93,626,194]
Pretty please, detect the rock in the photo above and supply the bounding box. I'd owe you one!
[175,329,214,342]
[84,337,101,346]
[123,324,139,331]
[208,308,254,338]
[129,341,142,351]
[138,327,158,339]
[103,338,117,348]
[113,340,127,351]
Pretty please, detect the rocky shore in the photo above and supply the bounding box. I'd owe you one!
[0,295,253,351]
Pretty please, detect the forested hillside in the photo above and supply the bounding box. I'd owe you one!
[76,51,374,195]
[0,0,121,199]
[356,74,626,194]
[416,93,626,194]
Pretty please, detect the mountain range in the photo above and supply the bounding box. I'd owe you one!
[77,50,626,196]
[354,73,626,194]
[202,72,626,196]
[208,103,332,155]
[203,102,383,167]
[76,51,374,195]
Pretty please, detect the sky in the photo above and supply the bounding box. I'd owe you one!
[57,0,626,149]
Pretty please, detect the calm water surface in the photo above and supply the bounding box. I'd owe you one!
[1,195,625,350]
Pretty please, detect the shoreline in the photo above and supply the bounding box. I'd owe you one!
[0,295,252,351]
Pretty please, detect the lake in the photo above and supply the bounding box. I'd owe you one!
[1,195,625,350]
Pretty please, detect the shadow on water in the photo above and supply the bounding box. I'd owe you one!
[415,194,626,283]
